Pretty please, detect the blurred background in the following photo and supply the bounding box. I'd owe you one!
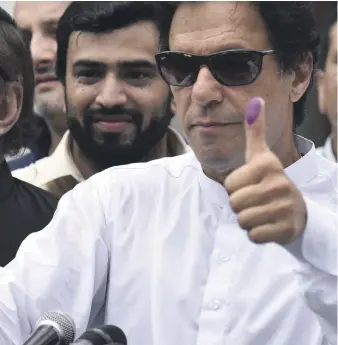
[298,1,336,146]
[0,1,14,15]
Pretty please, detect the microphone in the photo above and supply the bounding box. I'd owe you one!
[23,311,76,345]
[71,325,127,345]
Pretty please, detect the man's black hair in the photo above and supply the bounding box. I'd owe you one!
[56,1,171,83]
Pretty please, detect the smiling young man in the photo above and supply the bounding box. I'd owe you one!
[13,2,188,197]
[0,3,336,345]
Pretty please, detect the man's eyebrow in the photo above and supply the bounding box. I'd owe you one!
[72,60,105,70]
[71,59,157,72]
[119,60,157,69]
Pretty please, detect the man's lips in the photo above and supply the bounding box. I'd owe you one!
[92,115,133,123]
[35,74,59,85]
[92,115,134,132]
[191,120,242,128]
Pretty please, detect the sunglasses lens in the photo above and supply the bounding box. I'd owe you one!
[156,53,198,87]
[211,51,261,86]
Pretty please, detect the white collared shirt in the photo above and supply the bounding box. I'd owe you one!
[317,136,337,162]
[0,135,336,345]
[12,127,189,195]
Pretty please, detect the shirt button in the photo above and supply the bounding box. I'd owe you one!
[208,300,222,310]
[221,255,230,262]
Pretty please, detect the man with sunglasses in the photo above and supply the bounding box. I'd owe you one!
[0,3,336,345]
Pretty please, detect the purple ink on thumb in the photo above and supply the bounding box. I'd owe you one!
[246,97,262,125]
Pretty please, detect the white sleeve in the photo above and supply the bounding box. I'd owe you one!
[0,178,110,344]
[285,196,337,345]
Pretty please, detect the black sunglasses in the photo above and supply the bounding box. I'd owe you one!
[155,49,275,87]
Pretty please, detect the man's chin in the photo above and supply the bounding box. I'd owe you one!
[34,90,65,114]
[78,143,146,171]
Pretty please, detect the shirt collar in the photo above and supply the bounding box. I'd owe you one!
[44,131,85,184]
[0,160,15,199]
[197,135,320,207]
[46,127,189,184]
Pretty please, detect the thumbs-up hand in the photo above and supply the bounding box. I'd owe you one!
[224,97,307,244]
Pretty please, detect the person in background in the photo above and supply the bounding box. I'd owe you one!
[13,1,188,197]
[0,2,335,345]
[316,18,337,161]
[7,1,70,170]
[0,7,58,266]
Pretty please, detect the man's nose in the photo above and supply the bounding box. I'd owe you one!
[95,75,128,108]
[191,66,224,107]
[31,33,56,69]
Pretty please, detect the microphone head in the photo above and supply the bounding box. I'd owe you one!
[36,311,76,345]
[77,325,127,345]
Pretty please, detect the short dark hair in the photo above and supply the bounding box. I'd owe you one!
[158,2,320,127]
[56,1,171,83]
[317,9,337,71]
[0,7,35,156]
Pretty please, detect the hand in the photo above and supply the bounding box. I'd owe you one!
[224,97,307,244]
